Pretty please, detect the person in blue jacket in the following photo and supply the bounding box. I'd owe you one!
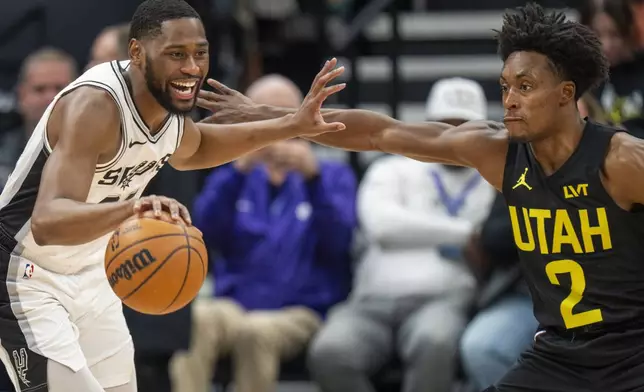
[170,75,357,392]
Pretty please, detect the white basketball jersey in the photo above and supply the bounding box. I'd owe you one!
[0,60,184,274]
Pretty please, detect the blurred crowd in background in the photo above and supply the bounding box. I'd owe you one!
[2,0,644,391]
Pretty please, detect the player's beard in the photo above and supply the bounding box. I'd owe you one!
[144,57,195,115]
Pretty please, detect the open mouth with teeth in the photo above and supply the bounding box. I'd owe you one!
[169,80,199,100]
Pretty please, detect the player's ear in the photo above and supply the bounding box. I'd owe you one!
[129,39,144,66]
[560,81,575,105]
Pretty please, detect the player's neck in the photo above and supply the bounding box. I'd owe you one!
[529,117,586,176]
[124,69,170,134]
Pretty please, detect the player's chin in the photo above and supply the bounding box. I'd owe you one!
[169,99,197,115]
[167,87,198,112]
[505,122,531,142]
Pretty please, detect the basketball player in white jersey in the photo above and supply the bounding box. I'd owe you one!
[0,0,346,390]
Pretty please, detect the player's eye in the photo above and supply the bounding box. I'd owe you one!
[195,50,208,57]
[500,85,508,93]
[520,83,533,92]
[169,52,184,59]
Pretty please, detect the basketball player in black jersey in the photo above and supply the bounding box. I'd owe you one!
[198,3,644,391]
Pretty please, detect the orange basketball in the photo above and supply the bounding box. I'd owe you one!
[104,211,208,315]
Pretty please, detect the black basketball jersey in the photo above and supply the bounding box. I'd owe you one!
[502,120,644,334]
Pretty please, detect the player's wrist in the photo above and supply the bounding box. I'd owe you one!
[257,103,295,121]
[280,113,304,136]
[124,198,140,218]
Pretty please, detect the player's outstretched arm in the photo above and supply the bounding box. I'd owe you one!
[169,60,346,171]
[197,67,509,188]
[374,119,509,188]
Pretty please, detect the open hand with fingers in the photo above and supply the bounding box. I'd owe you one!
[198,58,346,130]
[286,58,346,136]
[133,195,192,226]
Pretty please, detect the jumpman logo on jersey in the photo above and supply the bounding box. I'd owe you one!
[512,167,533,190]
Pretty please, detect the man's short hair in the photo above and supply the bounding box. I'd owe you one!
[129,0,201,41]
[18,47,77,84]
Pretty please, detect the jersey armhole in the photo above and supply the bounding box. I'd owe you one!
[590,126,644,214]
[591,130,644,217]
[501,142,518,196]
[175,115,185,151]
[42,82,128,173]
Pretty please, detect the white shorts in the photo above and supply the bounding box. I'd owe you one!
[0,250,134,390]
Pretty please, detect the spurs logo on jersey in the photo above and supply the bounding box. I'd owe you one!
[98,153,172,189]
[12,348,29,387]
[0,60,184,274]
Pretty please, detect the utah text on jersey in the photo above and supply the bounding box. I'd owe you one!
[509,205,612,329]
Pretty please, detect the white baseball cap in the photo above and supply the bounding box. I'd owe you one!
[425,77,487,121]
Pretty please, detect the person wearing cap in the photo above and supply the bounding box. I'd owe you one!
[425,77,489,125]
[307,78,496,392]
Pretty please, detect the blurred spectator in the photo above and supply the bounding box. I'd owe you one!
[459,194,538,391]
[307,78,496,392]
[86,23,129,70]
[0,47,76,190]
[632,0,644,47]
[16,47,77,137]
[582,0,637,66]
[170,75,357,392]
[581,0,644,124]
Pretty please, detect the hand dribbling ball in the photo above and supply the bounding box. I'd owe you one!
[104,210,208,315]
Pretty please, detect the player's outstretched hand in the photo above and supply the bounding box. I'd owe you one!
[133,195,192,226]
[197,58,346,132]
[289,58,346,136]
[197,79,255,124]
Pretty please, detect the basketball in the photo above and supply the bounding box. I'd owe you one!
[104,211,208,315]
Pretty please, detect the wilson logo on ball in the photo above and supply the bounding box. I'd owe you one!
[108,249,157,288]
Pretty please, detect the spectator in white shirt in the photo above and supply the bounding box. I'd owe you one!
[307,78,496,392]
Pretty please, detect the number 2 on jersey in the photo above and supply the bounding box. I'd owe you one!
[545,259,603,329]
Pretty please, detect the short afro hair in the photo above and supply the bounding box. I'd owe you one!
[496,3,609,99]
[129,0,201,41]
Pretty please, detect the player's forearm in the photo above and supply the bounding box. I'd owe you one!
[178,116,300,170]
[228,103,296,123]
[220,104,454,153]
[238,105,394,151]
[31,198,134,246]
[205,105,383,151]
[204,102,457,155]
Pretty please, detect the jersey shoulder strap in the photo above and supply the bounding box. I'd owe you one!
[501,141,520,196]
